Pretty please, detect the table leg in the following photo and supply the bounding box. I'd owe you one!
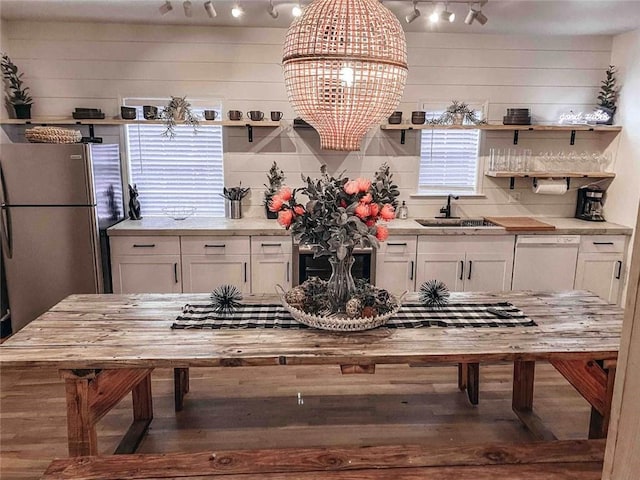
[115,373,154,454]
[512,360,557,441]
[174,368,190,412]
[466,363,479,405]
[64,374,98,457]
[589,364,616,439]
[457,363,467,391]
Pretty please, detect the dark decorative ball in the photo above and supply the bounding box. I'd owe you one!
[210,284,243,315]
[419,280,450,308]
[375,289,391,306]
[361,306,378,318]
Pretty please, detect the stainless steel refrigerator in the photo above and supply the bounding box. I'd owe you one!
[0,143,124,333]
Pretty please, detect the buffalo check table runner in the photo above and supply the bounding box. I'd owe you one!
[171,302,536,330]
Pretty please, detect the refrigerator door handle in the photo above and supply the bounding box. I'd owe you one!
[0,165,13,258]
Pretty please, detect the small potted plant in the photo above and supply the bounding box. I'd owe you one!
[161,96,199,139]
[1,53,33,119]
[596,65,618,125]
[264,161,285,219]
[441,100,480,125]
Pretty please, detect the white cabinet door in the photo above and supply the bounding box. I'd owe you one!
[376,254,416,295]
[575,253,623,304]
[464,253,514,292]
[251,236,292,294]
[111,255,182,293]
[416,253,465,291]
[182,255,250,294]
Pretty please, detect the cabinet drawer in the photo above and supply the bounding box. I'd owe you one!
[251,236,292,255]
[110,236,180,256]
[378,236,417,255]
[580,235,626,253]
[181,236,250,255]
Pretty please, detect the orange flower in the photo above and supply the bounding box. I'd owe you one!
[344,180,359,195]
[360,193,372,204]
[278,186,292,201]
[355,203,371,219]
[369,203,380,217]
[269,195,284,212]
[294,205,305,216]
[376,225,389,241]
[380,204,395,221]
[277,209,294,228]
[356,178,371,192]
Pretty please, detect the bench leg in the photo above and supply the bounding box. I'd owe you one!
[457,363,467,391]
[174,368,190,412]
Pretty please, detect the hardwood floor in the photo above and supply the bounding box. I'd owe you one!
[1,363,591,480]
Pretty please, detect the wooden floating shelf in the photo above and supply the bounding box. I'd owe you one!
[380,123,622,146]
[380,123,622,132]
[486,171,616,190]
[0,118,282,142]
[486,171,616,178]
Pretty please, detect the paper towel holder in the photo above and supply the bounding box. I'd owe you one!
[532,177,571,190]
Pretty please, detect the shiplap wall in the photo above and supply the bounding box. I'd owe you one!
[1,20,621,218]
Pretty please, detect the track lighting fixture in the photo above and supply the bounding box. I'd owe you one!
[183,0,192,17]
[231,4,244,18]
[440,4,455,22]
[292,3,303,17]
[159,0,173,15]
[267,0,279,18]
[429,8,439,23]
[405,1,421,23]
[464,3,487,25]
[204,0,217,17]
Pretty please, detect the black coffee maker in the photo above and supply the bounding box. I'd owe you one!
[576,186,606,222]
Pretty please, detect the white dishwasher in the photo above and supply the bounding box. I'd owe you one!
[512,235,580,291]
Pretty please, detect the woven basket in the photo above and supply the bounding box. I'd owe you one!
[25,126,82,144]
[276,284,405,332]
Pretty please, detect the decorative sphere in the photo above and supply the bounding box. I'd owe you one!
[283,0,408,151]
[346,297,363,318]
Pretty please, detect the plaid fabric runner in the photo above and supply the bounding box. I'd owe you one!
[171,302,536,330]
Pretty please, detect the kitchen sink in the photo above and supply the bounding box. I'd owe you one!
[416,218,499,228]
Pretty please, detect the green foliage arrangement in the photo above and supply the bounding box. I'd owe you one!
[161,96,199,139]
[439,100,485,125]
[268,163,400,259]
[598,65,618,110]
[263,161,286,206]
[1,52,33,106]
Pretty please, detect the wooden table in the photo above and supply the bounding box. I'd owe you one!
[0,291,622,457]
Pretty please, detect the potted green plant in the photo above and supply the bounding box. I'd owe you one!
[596,65,618,125]
[263,161,285,219]
[160,96,199,138]
[441,100,481,125]
[1,53,33,119]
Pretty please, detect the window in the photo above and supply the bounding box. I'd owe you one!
[124,99,224,217]
[418,103,484,195]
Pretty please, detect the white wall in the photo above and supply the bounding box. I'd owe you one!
[0,21,622,218]
[606,28,640,301]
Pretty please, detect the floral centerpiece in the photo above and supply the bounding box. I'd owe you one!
[269,164,400,315]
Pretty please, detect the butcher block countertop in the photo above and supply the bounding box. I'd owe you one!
[108,217,633,236]
[484,217,557,231]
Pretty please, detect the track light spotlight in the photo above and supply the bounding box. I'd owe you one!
[292,3,303,17]
[183,0,192,17]
[204,0,217,18]
[429,9,439,23]
[405,2,421,23]
[465,5,487,25]
[267,0,278,18]
[440,5,455,22]
[231,4,244,17]
[159,0,173,15]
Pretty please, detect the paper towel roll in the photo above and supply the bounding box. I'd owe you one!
[532,179,567,195]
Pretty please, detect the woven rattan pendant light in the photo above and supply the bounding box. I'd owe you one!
[283,0,408,151]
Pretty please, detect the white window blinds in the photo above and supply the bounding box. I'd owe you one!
[125,104,224,217]
[419,128,480,194]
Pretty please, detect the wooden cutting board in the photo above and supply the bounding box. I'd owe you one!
[484,216,556,231]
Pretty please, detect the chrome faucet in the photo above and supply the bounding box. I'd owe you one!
[439,194,460,218]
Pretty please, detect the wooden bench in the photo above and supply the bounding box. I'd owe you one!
[42,439,605,480]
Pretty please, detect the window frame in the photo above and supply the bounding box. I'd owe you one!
[414,100,488,197]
